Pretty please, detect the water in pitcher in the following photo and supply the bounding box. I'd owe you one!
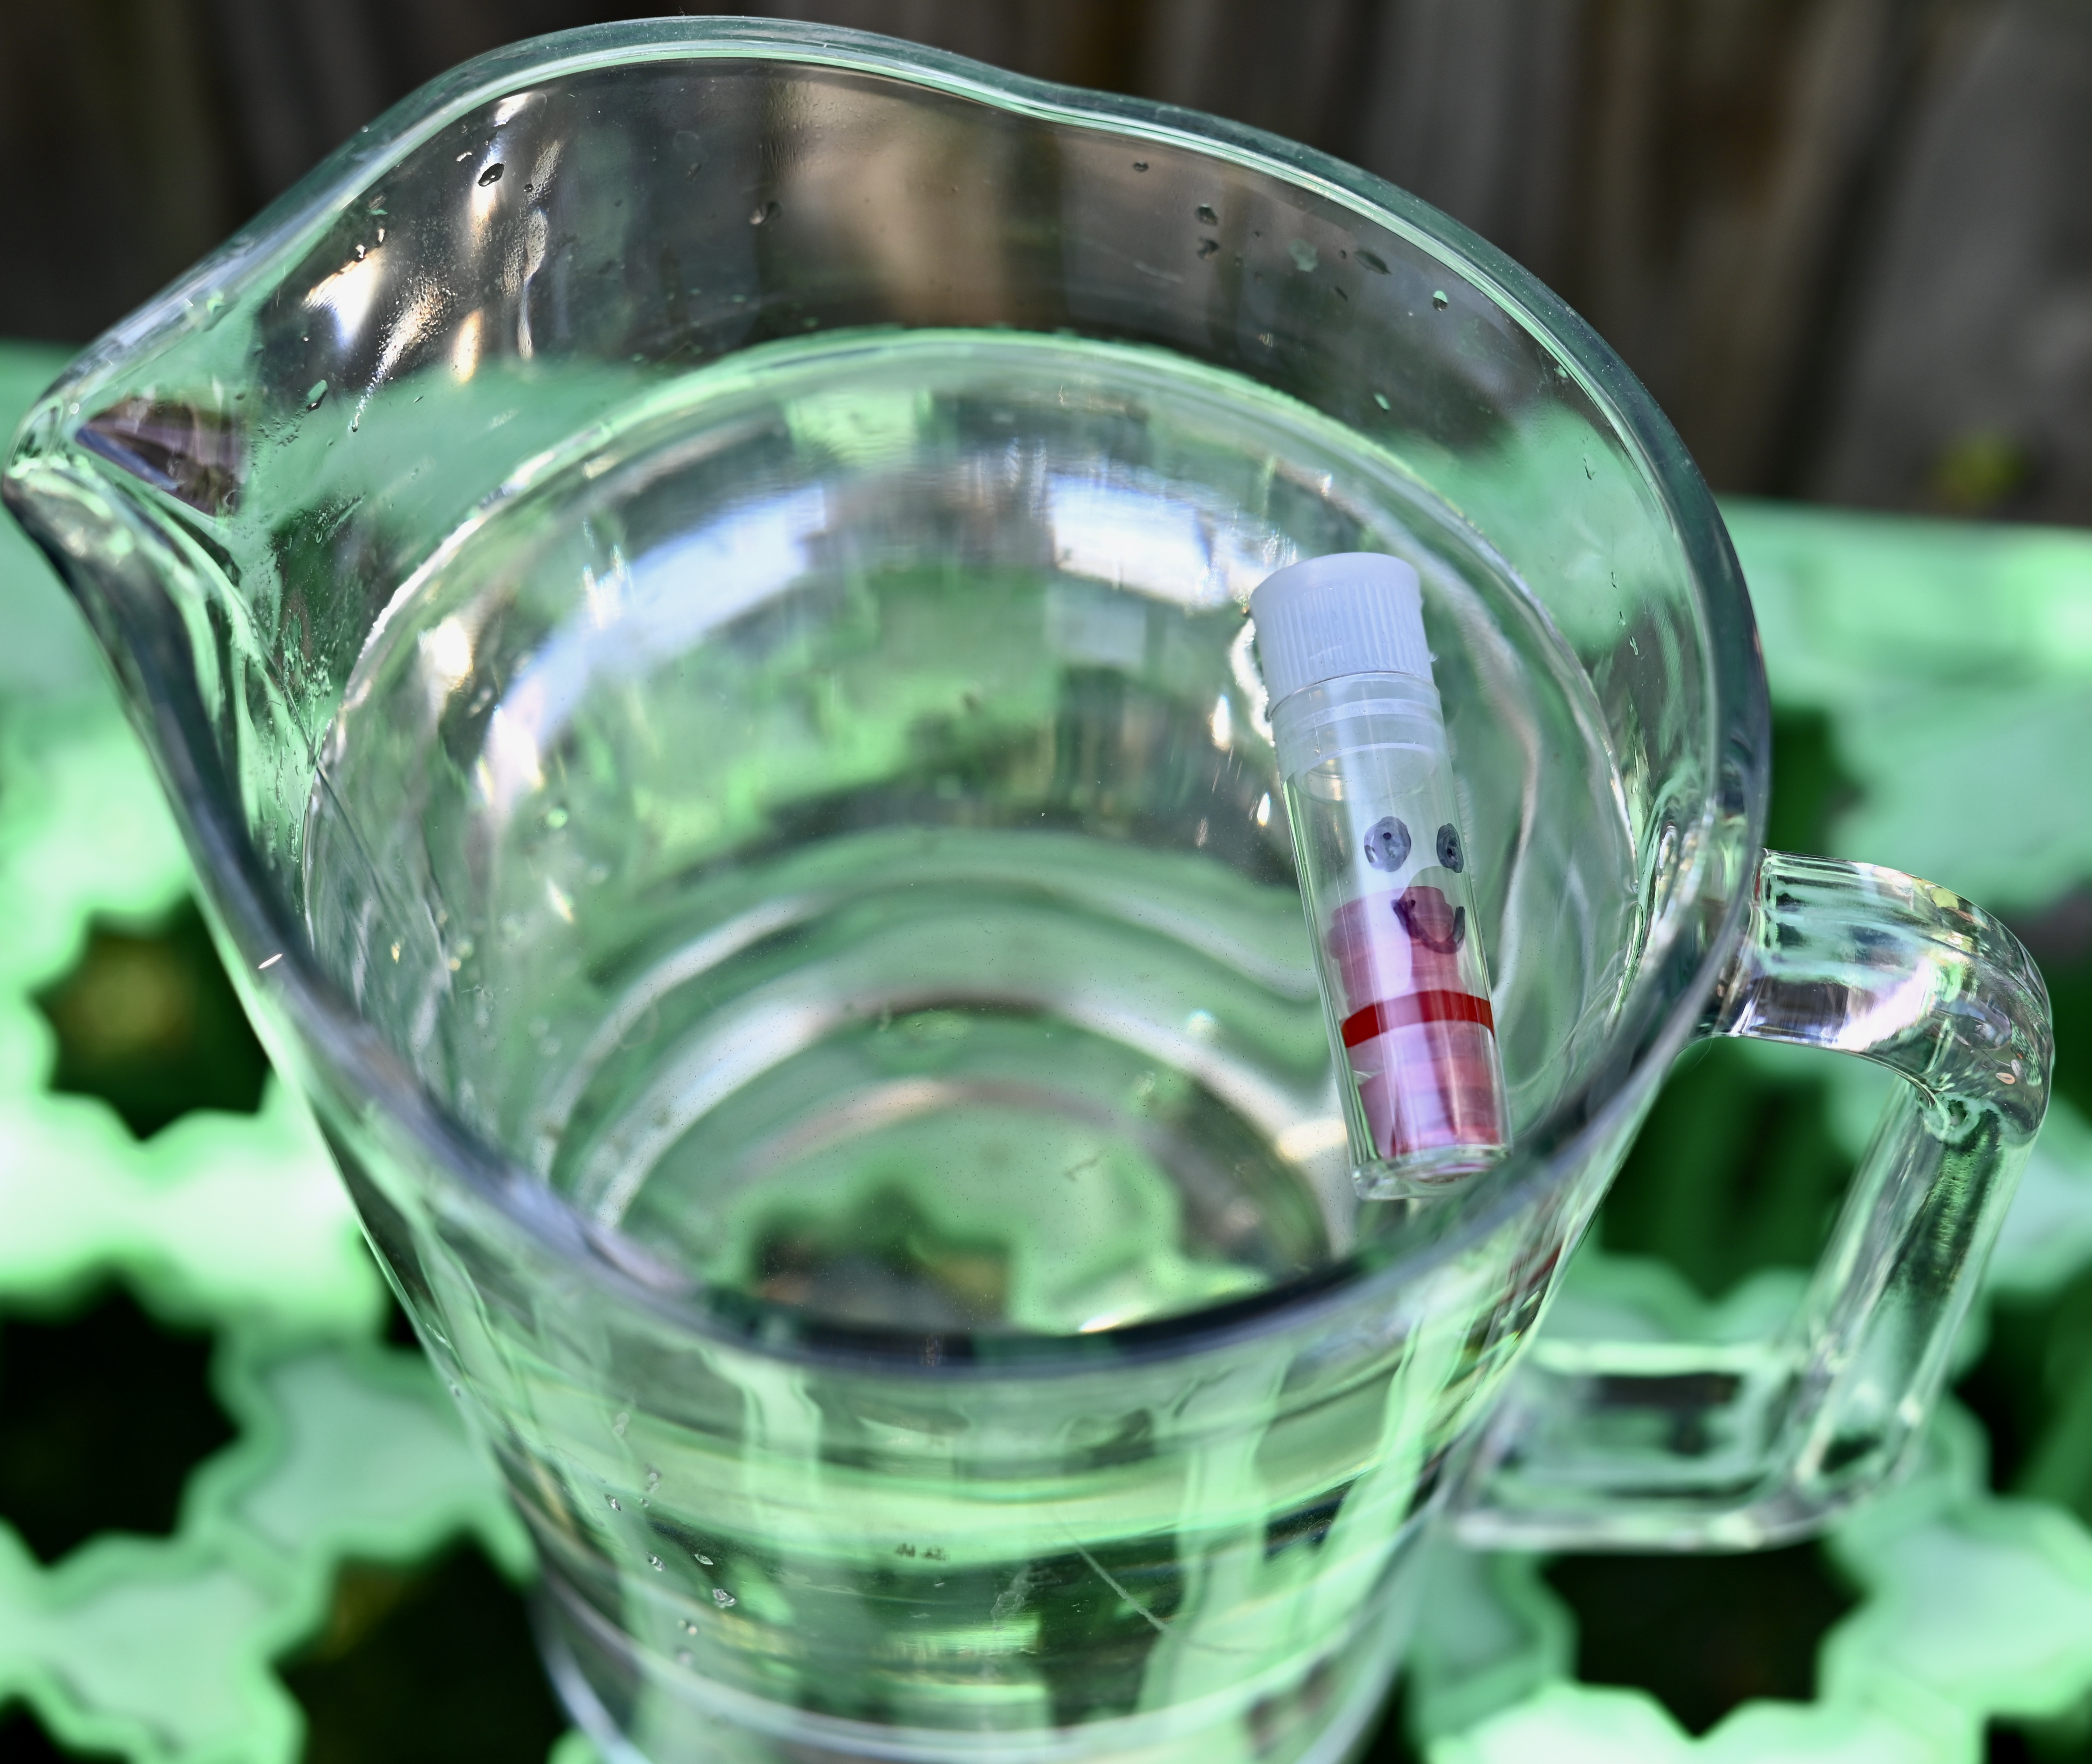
[302,328,1635,1746]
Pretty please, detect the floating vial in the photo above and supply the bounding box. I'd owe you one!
[1250,554,1509,1196]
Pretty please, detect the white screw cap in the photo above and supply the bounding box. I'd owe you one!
[1248,553,1430,706]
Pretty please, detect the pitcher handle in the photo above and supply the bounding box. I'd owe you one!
[1453,851,2052,1549]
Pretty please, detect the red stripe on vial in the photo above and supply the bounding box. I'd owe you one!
[1326,888,1506,1164]
[1340,989,1496,1047]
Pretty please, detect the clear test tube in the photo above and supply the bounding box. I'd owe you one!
[1250,554,1509,1196]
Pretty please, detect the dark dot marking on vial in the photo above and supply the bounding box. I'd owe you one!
[1436,824,1464,872]
[1363,817,1412,871]
[477,162,504,187]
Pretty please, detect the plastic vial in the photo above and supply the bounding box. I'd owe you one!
[1250,554,1509,1196]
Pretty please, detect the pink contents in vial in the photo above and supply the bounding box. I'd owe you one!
[1326,889,1505,1164]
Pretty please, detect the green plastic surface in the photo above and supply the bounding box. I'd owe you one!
[0,344,533,1761]
[4,338,2092,1762]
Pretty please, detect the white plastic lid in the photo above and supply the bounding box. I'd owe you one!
[1248,553,1430,706]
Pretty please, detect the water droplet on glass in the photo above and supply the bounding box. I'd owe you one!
[648,1555,664,1570]
[1431,289,1450,309]
[1132,160,1149,172]
[1358,248,1389,274]
[608,1496,622,1510]
[613,1410,630,1437]
[681,1618,699,1634]
[305,380,328,411]
[713,1588,737,1608]
[354,243,366,261]
[1196,204,1218,224]
[478,161,505,187]
[750,200,780,225]
[646,1467,662,1490]
[696,1553,713,1566]
[545,805,569,829]
[1197,238,1219,259]
[1289,241,1318,273]
[1373,392,1391,411]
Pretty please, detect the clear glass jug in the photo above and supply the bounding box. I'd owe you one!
[3,22,2051,1764]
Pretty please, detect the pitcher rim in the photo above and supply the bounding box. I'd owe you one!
[4,17,1770,1374]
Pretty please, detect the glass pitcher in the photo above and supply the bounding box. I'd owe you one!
[4,22,2050,1764]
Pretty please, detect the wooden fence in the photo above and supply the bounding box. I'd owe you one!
[4,0,2086,521]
